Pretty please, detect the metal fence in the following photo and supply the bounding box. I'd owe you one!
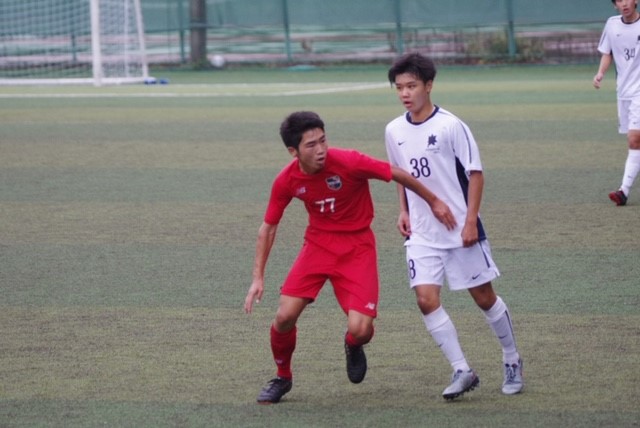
[138,0,616,66]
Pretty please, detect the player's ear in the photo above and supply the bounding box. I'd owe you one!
[426,80,434,93]
[287,146,298,158]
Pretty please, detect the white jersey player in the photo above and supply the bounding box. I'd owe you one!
[594,0,640,206]
[385,107,486,249]
[385,53,524,400]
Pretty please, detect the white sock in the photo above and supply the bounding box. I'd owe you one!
[423,306,470,372]
[621,149,640,196]
[483,296,520,365]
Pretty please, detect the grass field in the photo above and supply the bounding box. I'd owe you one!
[1,64,639,427]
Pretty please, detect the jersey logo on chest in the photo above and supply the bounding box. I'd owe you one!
[426,134,440,153]
[326,175,342,190]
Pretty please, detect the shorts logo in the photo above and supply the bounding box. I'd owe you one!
[326,175,342,190]
[365,302,376,310]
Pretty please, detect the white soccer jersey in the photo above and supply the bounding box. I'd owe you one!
[598,15,640,99]
[385,107,486,249]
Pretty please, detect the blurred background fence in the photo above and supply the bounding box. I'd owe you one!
[0,0,617,70]
[141,0,615,66]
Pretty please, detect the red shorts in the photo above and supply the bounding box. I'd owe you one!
[281,228,379,318]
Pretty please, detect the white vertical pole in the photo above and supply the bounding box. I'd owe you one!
[133,0,149,79]
[90,0,103,86]
[124,0,130,77]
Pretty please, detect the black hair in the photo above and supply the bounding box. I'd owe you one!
[612,0,638,5]
[387,52,437,85]
[279,111,325,150]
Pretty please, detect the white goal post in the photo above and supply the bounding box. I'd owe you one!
[0,0,150,86]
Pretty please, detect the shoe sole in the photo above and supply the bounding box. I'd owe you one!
[502,386,523,395]
[257,391,290,405]
[257,399,281,405]
[443,376,480,400]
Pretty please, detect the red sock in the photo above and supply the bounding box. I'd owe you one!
[345,326,374,347]
[270,324,296,379]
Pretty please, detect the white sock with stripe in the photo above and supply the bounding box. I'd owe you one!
[483,296,520,365]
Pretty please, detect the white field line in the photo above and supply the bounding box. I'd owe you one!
[0,82,388,99]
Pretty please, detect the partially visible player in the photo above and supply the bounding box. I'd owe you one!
[594,0,640,206]
[244,111,456,404]
[384,53,524,400]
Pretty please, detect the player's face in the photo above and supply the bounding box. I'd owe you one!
[394,73,433,120]
[289,127,328,174]
[614,0,638,20]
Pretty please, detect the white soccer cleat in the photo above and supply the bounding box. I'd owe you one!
[442,369,479,400]
[502,359,524,395]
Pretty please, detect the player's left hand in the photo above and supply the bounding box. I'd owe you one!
[244,279,264,314]
[461,223,479,247]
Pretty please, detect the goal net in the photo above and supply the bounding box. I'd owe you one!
[0,0,150,86]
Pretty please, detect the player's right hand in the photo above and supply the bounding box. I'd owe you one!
[593,73,603,89]
[397,211,411,237]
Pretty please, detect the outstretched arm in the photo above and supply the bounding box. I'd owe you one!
[390,165,457,231]
[594,53,612,89]
[244,221,278,314]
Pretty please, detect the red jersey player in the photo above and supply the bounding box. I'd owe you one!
[244,111,455,404]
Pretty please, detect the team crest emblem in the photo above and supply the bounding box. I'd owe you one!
[326,175,342,190]
[426,134,440,153]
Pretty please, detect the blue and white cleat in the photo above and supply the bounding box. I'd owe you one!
[502,359,524,395]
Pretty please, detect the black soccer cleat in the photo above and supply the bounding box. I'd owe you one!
[344,341,367,384]
[256,377,292,404]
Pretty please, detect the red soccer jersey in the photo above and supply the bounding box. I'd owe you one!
[264,147,392,236]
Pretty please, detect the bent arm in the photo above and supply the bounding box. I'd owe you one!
[594,54,612,89]
[390,165,456,231]
[391,166,436,204]
[244,221,278,314]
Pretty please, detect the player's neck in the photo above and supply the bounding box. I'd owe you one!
[409,104,435,124]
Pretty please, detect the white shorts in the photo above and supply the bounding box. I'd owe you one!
[405,240,500,291]
[617,97,640,133]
